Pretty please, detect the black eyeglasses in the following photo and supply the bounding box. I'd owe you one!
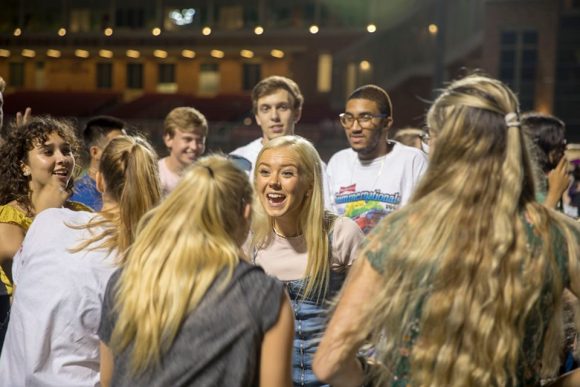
[339,113,388,129]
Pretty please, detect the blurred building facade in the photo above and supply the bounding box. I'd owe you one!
[0,0,578,155]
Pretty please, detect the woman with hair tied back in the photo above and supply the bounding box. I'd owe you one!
[251,135,363,386]
[0,135,161,386]
[98,155,294,387]
[313,75,580,387]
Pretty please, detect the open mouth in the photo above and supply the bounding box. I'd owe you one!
[52,169,70,182]
[52,169,69,177]
[266,193,286,205]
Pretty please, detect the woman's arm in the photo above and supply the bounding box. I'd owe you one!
[100,341,114,387]
[260,292,294,387]
[313,258,383,387]
[545,157,570,209]
[0,223,25,282]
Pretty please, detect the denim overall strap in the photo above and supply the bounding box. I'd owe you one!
[284,230,347,387]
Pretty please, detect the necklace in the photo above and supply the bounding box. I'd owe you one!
[273,224,302,238]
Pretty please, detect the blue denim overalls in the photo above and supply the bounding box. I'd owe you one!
[284,271,346,386]
[253,232,347,386]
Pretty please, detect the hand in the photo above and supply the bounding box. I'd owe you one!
[16,107,32,126]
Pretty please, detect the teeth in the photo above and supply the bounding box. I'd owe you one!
[267,193,285,199]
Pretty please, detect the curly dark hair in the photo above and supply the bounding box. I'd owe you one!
[0,116,81,211]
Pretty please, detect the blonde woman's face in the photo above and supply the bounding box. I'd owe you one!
[255,147,309,226]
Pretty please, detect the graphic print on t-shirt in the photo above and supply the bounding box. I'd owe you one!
[335,183,400,233]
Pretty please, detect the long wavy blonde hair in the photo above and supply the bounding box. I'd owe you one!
[251,135,336,299]
[357,75,580,386]
[110,155,253,374]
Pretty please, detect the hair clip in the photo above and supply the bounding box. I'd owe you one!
[505,112,521,128]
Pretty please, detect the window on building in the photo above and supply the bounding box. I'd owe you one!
[218,5,244,30]
[9,62,24,87]
[35,61,45,89]
[70,9,91,32]
[317,54,332,93]
[97,63,113,89]
[199,63,220,96]
[158,63,177,92]
[116,8,145,29]
[498,29,538,111]
[126,63,143,89]
[242,63,261,91]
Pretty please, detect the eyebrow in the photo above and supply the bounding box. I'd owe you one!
[258,162,298,168]
[344,111,374,116]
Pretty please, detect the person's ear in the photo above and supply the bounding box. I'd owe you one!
[383,116,393,130]
[95,170,106,194]
[163,133,174,149]
[20,162,31,177]
[293,108,302,124]
[90,145,102,162]
[243,202,252,221]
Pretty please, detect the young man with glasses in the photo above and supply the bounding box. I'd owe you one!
[327,84,428,233]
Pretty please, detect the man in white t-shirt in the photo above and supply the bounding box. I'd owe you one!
[327,85,428,233]
[158,107,208,196]
[230,75,332,207]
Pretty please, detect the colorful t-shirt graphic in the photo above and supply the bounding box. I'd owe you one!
[335,184,401,233]
[327,144,428,234]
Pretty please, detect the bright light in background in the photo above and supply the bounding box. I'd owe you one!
[367,24,376,33]
[428,24,438,35]
[240,49,254,59]
[270,49,284,58]
[104,27,113,36]
[75,49,90,58]
[309,25,319,34]
[254,26,264,35]
[154,50,168,59]
[14,28,22,37]
[181,49,196,58]
[202,26,212,36]
[126,49,140,59]
[359,60,371,71]
[210,49,224,59]
[99,49,113,58]
[21,49,35,58]
[47,49,61,58]
[169,8,196,26]
[58,27,67,37]
[152,27,161,36]
[0,49,10,57]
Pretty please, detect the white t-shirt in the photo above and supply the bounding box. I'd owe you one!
[158,157,181,196]
[252,217,363,281]
[231,137,334,210]
[327,142,428,233]
[0,208,117,387]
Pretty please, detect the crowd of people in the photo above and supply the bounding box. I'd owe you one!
[0,71,580,387]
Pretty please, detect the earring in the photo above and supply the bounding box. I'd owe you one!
[23,170,31,177]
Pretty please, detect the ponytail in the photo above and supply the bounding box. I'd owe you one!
[70,135,161,255]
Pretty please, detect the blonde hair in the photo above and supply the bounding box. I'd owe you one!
[356,75,580,386]
[110,154,253,374]
[163,106,208,138]
[71,135,161,254]
[251,135,336,299]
